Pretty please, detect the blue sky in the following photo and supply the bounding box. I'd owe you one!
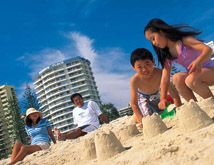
[0,0,213,109]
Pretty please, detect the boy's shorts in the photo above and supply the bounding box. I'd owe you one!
[138,90,162,117]
[79,124,98,133]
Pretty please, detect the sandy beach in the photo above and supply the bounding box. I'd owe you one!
[1,88,214,165]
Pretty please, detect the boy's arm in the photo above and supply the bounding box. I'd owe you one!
[159,60,171,109]
[130,77,143,124]
[88,101,109,123]
[48,128,56,144]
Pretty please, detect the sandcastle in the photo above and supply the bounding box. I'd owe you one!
[177,100,213,132]
[142,113,168,139]
[81,138,96,160]
[115,124,139,142]
[197,97,214,118]
[94,130,125,161]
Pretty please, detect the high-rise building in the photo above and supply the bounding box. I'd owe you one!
[34,57,101,133]
[0,85,26,159]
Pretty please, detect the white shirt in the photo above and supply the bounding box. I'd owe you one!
[73,101,102,128]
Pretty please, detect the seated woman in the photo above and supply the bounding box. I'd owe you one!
[9,108,56,165]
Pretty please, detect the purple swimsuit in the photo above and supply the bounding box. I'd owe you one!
[173,42,214,70]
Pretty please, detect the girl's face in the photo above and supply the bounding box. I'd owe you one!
[133,59,155,77]
[29,112,40,122]
[145,30,168,48]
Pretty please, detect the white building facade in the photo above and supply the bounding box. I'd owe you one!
[34,57,101,133]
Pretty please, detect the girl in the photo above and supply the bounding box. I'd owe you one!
[144,18,214,109]
[9,108,56,164]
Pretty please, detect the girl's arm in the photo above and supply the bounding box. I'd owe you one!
[48,128,56,144]
[130,77,143,124]
[159,60,171,109]
[183,37,213,73]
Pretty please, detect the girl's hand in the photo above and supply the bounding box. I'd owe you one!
[158,99,168,110]
[187,60,202,74]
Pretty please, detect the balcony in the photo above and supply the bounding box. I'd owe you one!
[44,77,66,90]
[70,77,86,85]
[43,72,66,85]
[41,67,65,81]
[66,63,81,70]
[50,104,73,116]
[52,115,73,126]
[47,88,70,100]
[48,93,71,106]
[49,99,71,110]
[45,82,68,96]
[51,109,73,121]
[54,118,73,129]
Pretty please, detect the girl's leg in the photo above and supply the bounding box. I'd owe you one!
[185,68,214,99]
[172,72,197,101]
[10,140,23,162]
[169,82,182,107]
[9,145,41,165]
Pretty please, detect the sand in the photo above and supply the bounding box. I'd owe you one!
[0,96,214,165]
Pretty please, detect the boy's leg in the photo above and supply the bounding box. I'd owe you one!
[185,68,214,99]
[55,128,87,140]
[9,145,41,165]
[65,128,87,139]
[172,72,197,101]
[10,140,23,162]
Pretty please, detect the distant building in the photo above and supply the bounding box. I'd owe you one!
[34,57,101,133]
[206,41,214,60]
[0,85,27,159]
[118,104,133,117]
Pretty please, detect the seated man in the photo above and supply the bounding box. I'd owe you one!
[55,93,109,140]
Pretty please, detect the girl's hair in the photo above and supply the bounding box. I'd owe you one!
[25,116,41,127]
[144,18,201,68]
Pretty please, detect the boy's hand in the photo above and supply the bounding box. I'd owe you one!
[136,123,143,129]
[158,99,168,110]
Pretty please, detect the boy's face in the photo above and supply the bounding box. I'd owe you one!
[133,59,155,77]
[72,96,84,107]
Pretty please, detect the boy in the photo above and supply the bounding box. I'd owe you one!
[130,48,181,127]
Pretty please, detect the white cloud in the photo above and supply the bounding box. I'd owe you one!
[69,32,96,64]
[28,49,68,78]
[17,32,133,109]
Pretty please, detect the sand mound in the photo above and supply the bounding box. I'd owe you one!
[94,130,125,161]
[197,97,214,118]
[142,113,168,139]
[177,100,213,132]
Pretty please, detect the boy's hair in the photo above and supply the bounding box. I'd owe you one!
[70,93,83,103]
[130,48,154,67]
[144,18,201,68]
